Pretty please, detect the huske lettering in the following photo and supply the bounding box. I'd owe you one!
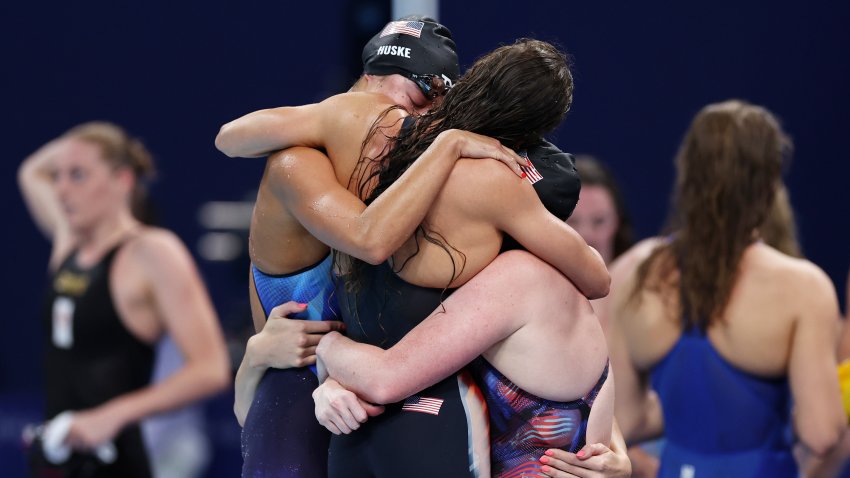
[376,45,411,58]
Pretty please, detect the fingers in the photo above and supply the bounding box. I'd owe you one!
[268,301,308,319]
[317,402,354,435]
[539,451,582,478]
[461,135,524,177]
[301,320,345,334]
[576,443,608,459]
[322,419,343,435]
[493,148,525,177]
[360,400,386,417]
[539,445,629,478]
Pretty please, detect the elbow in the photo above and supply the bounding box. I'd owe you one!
[356,233,394,265]
[585,275,611,300]
[215,123,239,157]
[361,245,392,266]
[798,411,847,457]
[799,419,846,457]
[234,402,247,428]
[350,370,406,404]
[360,381,405,405]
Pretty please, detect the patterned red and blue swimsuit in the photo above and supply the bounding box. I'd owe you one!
[471,357,609,478]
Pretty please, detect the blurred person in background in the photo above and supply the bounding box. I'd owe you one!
[569,156,663,477]
[607,100,845,477]
[18,122,230,477]
[567,156,634,266]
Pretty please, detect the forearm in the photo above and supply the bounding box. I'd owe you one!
[102,357,229,430]
[216,107,314,158]
[330,134,461,263]
[318,333,404,404]
[19,145,64,238]
[234,350,268,426]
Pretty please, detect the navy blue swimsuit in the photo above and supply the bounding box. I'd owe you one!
[328,262,487,478]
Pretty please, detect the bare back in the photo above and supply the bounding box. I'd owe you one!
[613,239,844,451]
[385,158,612,440]
[617,241,832,376]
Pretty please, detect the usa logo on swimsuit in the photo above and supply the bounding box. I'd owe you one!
[401,395,444,415]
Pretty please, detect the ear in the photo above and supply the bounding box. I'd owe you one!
[112,167,136,194]
[363,74,384,88]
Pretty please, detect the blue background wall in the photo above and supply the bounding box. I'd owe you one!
[3,1,849,475]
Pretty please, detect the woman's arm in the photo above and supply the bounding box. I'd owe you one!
[215,92,400,159]
[266,131,522,265]
[788,263,846,456]
[66,231,230,448]
[215,102,325,158]
[540,420,632,477]
[317,250,547,404]
[456,160,610,299]
[18,138,74,268]
[233,302,344,425]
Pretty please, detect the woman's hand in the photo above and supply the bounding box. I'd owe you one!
[539,443,632,478]
[64,403,127,450]
[249,302,345,370]
[312,378,384,435]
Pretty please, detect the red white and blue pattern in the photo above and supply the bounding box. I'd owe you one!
[401,395,444,415]
[471,357,609,478]
[520,152,543,185]
[380,20,425,38]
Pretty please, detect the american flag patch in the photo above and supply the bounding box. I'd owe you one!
[401,395,444,415]
[380,20,425,38]
[519,152,543,184]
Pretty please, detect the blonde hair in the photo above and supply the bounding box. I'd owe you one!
[64,121,157,222]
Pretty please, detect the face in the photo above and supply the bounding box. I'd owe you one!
[567,185,619,264]
[50,138,131,232]
[367,74,436,115]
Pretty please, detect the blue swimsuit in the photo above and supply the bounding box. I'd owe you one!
[651,325,796,478]
[241,255,340,478]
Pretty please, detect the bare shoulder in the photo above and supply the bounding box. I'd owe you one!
[752,243,833,289]
[267,146,330,172]
[443,159,532,217]
[610,237,665,280]
[451,158,528,194]
[750,243,839,316]
[122,227,193,269]
[324,92,402,122]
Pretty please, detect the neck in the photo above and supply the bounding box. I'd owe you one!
[75,209,139,257]
[350,75,370,93]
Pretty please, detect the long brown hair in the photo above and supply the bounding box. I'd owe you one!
[343,39,574,293]
[761,183,802,257]
[633,100,791,328]
[64,122,157,224]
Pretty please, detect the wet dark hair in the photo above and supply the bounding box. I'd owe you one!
[342,39,574,293]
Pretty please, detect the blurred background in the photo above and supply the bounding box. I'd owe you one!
[3,0,849,475]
